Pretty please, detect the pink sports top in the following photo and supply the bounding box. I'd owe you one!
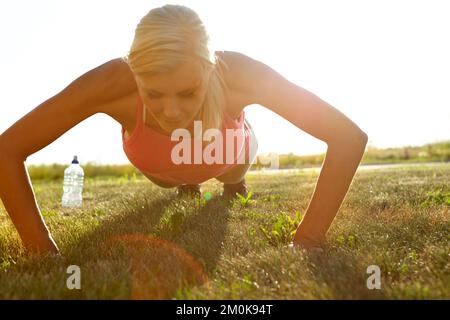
[121,94,252,185]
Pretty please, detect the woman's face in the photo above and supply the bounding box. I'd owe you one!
[134,57,210,135]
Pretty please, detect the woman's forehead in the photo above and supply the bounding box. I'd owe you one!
[136,60,208,92]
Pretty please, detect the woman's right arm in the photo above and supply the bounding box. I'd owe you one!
[0,58,136,254]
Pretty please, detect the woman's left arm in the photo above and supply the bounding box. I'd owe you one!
[292,134,367,248]
[225,51,368,248]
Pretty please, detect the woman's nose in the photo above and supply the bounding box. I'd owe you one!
[163,105,182,120]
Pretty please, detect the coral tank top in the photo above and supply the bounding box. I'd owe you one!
[121,94,252,185]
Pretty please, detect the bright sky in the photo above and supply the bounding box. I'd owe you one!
[0,0,449,165]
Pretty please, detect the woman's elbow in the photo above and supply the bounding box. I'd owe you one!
[359,130,369,146]
[328,128,368,149]
[350,129,368,151]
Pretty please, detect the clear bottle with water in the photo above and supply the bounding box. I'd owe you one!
[61,156,84,208]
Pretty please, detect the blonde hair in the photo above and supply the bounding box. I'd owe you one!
[122,4,229,134]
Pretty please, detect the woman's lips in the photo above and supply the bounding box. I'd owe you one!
[164,119,181,125]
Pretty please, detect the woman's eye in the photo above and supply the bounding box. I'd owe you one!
[147,93,161,99]
[181,92,196,98]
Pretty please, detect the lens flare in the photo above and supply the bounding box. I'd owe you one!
[104,234,208,299]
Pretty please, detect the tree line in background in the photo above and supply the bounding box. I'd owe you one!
[26,140,450,181]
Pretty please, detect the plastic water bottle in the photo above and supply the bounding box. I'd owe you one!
[61,156,84,208]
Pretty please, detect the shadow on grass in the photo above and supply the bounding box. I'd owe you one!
[2,190,234,299]
[76,192,234,270]
[67,191,233,299]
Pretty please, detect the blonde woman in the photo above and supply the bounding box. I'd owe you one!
[0,5,367,254]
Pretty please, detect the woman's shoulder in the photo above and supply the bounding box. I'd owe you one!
[215,50,268,107]
[89,58,138,104]
[91,59,139,130]
[215,51,262,118]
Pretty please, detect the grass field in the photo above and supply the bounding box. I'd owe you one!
[0,163,448,299]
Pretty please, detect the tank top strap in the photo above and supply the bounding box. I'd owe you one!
[238,109,245,124]
[222,107,245,126]
[135,93,145,130]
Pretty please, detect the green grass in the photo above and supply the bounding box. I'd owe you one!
[0,164,448,299]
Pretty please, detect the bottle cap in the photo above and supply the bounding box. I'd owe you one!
[72,155,79,164]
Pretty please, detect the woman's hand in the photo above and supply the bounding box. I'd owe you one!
[288,237,324,254]
[292,232,322,250]
[39,239,60,255]
[24,233,60,255]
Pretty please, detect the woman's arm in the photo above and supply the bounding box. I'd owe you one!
[292,134,367,248]
[0,58,134,254]
[223,51,368,248]
[0,151,60,253]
